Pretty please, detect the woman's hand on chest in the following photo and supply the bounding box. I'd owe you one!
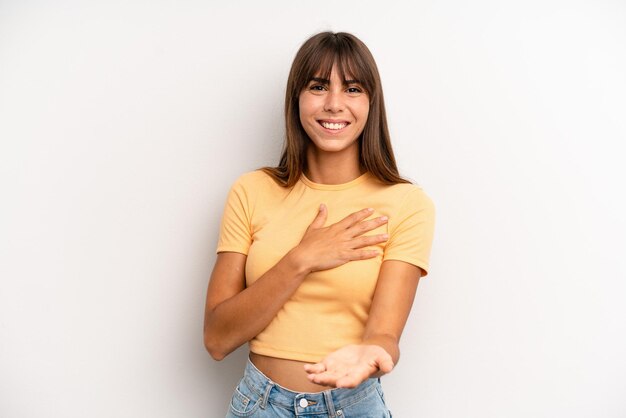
[291,204,389,273]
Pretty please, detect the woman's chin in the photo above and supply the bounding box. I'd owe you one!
[309,139,359,154]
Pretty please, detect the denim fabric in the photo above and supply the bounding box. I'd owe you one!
[225,358,392,418]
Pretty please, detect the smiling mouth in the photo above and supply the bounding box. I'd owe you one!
[318,121,349,130]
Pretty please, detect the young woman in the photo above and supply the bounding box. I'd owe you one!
[204,31,435,417]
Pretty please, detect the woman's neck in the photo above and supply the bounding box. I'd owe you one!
[304,146,364,185]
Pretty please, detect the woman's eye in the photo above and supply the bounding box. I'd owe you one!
[310,85,325,91]
[347,86,362,94]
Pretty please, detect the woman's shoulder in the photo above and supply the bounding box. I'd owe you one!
[372,178,435,211]
[231,169,273,185]
[229,169,284,194]
[371,176,431,197]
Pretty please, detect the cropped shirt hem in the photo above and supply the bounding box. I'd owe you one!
[249,342,330,363]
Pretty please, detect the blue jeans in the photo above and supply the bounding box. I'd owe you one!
[225,357,392,417]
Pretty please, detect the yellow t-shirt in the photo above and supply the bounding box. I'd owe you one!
[216,170,435,362]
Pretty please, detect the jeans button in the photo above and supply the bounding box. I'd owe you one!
[299,398,309,408]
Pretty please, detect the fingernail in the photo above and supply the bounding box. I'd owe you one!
[380,216,388,221]
[367,207,374,212]
[382,234,389,239]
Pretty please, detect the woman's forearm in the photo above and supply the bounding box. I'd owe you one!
[204,248,309,360]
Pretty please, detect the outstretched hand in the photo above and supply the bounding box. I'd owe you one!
[303,344,394,388]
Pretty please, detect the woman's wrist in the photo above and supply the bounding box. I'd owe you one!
[360,337,399,369]
[284,246,313,277]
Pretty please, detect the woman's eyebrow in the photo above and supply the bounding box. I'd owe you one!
[310,77,361,85]
[310,77,329,84]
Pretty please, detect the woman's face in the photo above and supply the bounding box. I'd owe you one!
[298,65,370,155]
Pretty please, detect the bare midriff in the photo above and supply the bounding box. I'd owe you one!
[249,352,332,393]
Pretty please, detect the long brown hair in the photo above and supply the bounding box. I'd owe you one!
[262,31,409,187]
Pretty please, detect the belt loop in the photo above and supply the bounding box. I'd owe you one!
[323,390,336,417]
[259,380,274,410]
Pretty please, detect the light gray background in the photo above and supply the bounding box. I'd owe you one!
[1,1,625,417]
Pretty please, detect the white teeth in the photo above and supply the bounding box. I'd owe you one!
[321,121,347,130]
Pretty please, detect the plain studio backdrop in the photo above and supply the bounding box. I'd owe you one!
[1,1,625,417]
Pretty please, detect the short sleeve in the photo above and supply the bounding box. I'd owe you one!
[216,176,254,255]
[382,188,436,276]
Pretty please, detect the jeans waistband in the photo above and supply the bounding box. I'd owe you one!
[241,357,381,415]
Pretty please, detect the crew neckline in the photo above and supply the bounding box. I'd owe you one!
[300,171,371,191]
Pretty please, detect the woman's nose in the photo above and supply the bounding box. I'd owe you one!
[323,89,345,113]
